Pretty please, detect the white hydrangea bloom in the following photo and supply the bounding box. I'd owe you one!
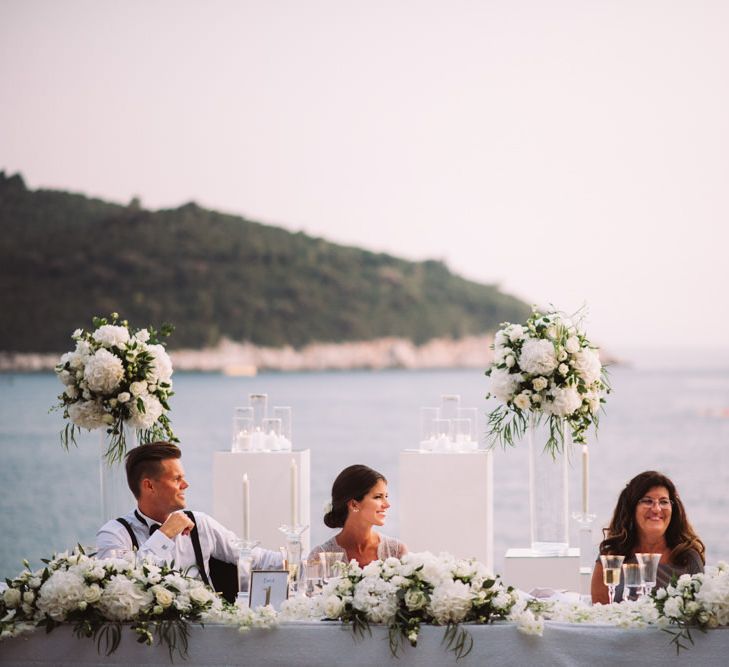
[68,400,107,430]
[428,579,472,624]
[36,570,87,620]
[544,386,582,417]
[127,394,164,429]
[84,348,125,394]
[519,338,558,376]
[147,343,173,383]
[572,348,602,384]
[98,575,154,621]
[489,368,521,403]
[92,324,130,348]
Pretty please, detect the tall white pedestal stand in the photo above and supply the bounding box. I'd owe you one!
[212,450,311,555]
[399,450,493,572]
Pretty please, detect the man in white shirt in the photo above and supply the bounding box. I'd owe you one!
[96,441,281,594]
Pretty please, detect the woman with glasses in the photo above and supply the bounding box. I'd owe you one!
[591,470,705,604]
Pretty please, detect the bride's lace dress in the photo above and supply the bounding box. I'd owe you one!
[308,533,407,561]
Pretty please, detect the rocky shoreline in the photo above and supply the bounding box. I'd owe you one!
[0,335,496,374]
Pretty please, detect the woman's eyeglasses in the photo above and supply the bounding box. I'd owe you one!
[638,497,673,509]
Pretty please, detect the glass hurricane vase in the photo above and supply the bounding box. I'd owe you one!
[527,414,571,556]
[100,425,137,523]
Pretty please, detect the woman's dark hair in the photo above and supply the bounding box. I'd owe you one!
[324,464,387,529]
[125,441,182,498]
[599,470,705,566]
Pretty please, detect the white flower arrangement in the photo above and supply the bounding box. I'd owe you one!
[651,561,729,652]
[281,552,519,658]
[485,307,609,455]
[53,314,177,462]
[0,547,274,658]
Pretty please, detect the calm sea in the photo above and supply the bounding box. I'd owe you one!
[1,365,729,580]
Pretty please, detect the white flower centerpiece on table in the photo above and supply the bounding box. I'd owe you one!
[54,313,177,463]
[485,307,609,455]
[0,547,276,657]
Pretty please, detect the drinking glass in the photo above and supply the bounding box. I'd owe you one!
[319,551,346,583]
[622,563,643,601]
[599,554,625,604]
[635,553,662,597]
[302,558,323,597]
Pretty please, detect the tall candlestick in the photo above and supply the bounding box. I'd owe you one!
[582,445,589,515]
[290,458,298,526]
[242,474,250,541]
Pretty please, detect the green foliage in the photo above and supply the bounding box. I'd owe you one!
[0,172,530,352]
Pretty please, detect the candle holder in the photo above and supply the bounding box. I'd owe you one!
[233,538,259,607]
[572,511,597,569]
[279,524,309,595]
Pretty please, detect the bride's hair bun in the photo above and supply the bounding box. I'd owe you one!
[324,464,386,528]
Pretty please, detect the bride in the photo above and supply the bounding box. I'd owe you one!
[308,464,407,566]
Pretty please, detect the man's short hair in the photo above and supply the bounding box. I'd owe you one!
[125,441,182,498]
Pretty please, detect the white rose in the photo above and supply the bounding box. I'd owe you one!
[322,594,344,618]
[117,392,131,404]
[3,588,22,608]
[404,589,428,611]
[58,370,74,386]
[544,386,582,417]
[189,586,215,606]
[68,400,107,430]
[513,393,531,410]
[489,369,522,403]
[532,376,548,391]
[151,584,174,608]
[129,381,148,397]
[29,577,41,589]
[519,338,558,376]
[92,324,130,348]
[64,385,80,400]
[573,348,602,385]
[83,584,102,604]
[565,336,580,353]
[558,363,569,376]
[22,590,35,604]
[84,349,125,394]
[505,354,516,368]
[558,350,568,362]
[127,394,164,429]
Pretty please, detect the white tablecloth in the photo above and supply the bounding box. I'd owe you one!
[2,621,728,666]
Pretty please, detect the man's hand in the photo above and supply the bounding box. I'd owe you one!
[159,511,195,539]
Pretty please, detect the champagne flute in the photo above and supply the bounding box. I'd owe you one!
[622,563,643,601]
[600,554,625,604]
[635,553,662,598]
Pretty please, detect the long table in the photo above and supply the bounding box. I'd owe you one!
[2,621,728,666]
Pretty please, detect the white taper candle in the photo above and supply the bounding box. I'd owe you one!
[582,445,589,515]
[242,473,250,541]
[290,458,298,526]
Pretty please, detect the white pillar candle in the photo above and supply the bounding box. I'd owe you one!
[242,474,250,541]
[290,458,298,526]
[582,445,589,515]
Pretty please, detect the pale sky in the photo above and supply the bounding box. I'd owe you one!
[2,0,729,357]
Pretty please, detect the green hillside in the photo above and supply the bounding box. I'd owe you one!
[0,172,530,353]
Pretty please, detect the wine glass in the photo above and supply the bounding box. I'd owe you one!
[302,558,323,597]
[622,563,643,601]
[599,554,625,604]
[319,551,346,583]
[635,553,662,598]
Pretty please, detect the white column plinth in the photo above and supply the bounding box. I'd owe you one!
[503,548,581,593]
[399,450,493,571]
[212,450,310,554]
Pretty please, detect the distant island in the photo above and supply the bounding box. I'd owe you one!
[0,171,530,371]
